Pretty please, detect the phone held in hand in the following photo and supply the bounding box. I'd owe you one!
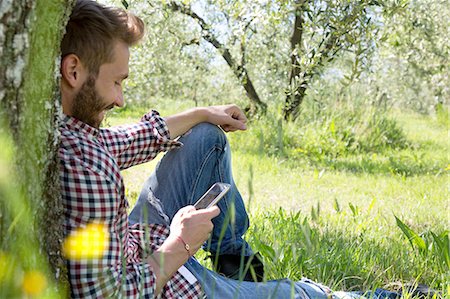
[193,182,231,209]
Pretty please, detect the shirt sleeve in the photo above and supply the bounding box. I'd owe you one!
[100,110,182,170]
[61,155,158,298]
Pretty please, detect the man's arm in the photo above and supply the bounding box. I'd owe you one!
[164,104,248,139]
[146,205,220,295]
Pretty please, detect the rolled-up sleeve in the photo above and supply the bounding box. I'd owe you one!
[101,110,182,170]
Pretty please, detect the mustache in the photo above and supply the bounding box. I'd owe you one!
[104,103,115,111]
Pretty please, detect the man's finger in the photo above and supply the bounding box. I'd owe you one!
[226,117,247,130]
[196,205,220,218]
[181,205,197,213]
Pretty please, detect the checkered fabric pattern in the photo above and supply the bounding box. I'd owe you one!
[59,110,204,298]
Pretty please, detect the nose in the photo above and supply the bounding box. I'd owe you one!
[114,91,125,108]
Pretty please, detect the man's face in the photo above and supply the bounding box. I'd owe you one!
[71,41,130,128]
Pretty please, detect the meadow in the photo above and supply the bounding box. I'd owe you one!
[111,102,449,297]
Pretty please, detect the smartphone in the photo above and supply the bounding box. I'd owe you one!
[193,182,231,209]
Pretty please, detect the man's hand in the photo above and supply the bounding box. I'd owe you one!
[164,104,247,139]
[203,104,247,132]
[147,205,219,295]
[169,205,220,255]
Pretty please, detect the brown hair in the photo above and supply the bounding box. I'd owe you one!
[61,0,144,75]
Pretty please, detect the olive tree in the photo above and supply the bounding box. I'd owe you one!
[0,0,74,295]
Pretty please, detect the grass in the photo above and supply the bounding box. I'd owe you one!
[113,104,449,296]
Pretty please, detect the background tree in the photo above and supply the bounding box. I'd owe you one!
[283,0,382,120]
[0,0,74,295]
[377,0,449,113]
[121,1,391,120]
[167,0,268,113]
[117,0,446,122]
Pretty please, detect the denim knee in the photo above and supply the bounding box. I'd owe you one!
[182,122,228,150]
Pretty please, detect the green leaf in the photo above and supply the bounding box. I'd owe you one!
[333,198,341,213]
[395,216,427,253]
[258,242,276,260]
[329,119,336,135]
[431,231,450,268]
[349,202,359,216]
[121,0,129,9]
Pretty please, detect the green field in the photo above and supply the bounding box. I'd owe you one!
[113,105,449,296]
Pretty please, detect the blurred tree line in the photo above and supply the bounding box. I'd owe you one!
[119,0,448,119]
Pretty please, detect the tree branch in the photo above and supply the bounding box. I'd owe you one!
[167,1,267,113]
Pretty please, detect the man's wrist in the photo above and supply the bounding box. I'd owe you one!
[176,236,191,257]
[159,235,192,260]
[190,107,209,123]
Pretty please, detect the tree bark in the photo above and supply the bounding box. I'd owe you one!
[284,1,306,120]
[0,0,74,293]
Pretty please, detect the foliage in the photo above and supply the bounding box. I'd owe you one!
[242,207,449,292]
[435,103,449,128]
[114,0,448,124]
[114,0,247,108]
[283,0,385,119]
[229,102,409,165]
[377,0,450,113]
[395,216,450,275]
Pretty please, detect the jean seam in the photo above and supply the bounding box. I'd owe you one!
[189,144,225,203]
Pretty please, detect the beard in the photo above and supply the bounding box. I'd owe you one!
[71,76,109,129]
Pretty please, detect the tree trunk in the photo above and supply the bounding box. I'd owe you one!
[284,0,306,121]
[0,0,74,293]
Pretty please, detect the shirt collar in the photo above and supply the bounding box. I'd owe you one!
[61,114,100,138]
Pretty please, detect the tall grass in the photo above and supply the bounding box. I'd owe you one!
[115,101,449,296]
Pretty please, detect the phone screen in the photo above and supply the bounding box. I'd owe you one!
[194,183,231,209]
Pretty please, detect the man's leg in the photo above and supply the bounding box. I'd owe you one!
[186,257,401,299]
[129,123,252,256]
[184,257,329,299]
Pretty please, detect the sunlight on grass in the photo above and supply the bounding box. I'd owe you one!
[115,107,449,292]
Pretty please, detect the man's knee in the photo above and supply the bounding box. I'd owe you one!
[182,122,228,149]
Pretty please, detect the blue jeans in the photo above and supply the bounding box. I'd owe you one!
[129,122,251,256]
[185,259,399,299]
[129,123,399,299]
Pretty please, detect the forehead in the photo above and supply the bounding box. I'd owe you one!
[98,41,130,78]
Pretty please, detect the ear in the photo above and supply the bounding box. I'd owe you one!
[61,54,87,89]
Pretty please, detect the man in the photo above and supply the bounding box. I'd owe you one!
[59,1,403,298]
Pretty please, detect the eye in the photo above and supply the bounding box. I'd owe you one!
[114,81,121,86]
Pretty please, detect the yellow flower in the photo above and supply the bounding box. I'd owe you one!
[445,164,450,171]
[22,270,47,296]
[63,223,109,260]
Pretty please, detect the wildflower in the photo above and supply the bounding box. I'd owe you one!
[22,270,47,296]
[63,223,109,260]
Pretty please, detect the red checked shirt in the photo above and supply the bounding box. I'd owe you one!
[59,110,205,298]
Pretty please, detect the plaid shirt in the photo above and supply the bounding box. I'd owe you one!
[59,110,205,298]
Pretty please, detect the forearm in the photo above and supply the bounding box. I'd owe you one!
[146,236,190,295]
[164,107,208,139]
